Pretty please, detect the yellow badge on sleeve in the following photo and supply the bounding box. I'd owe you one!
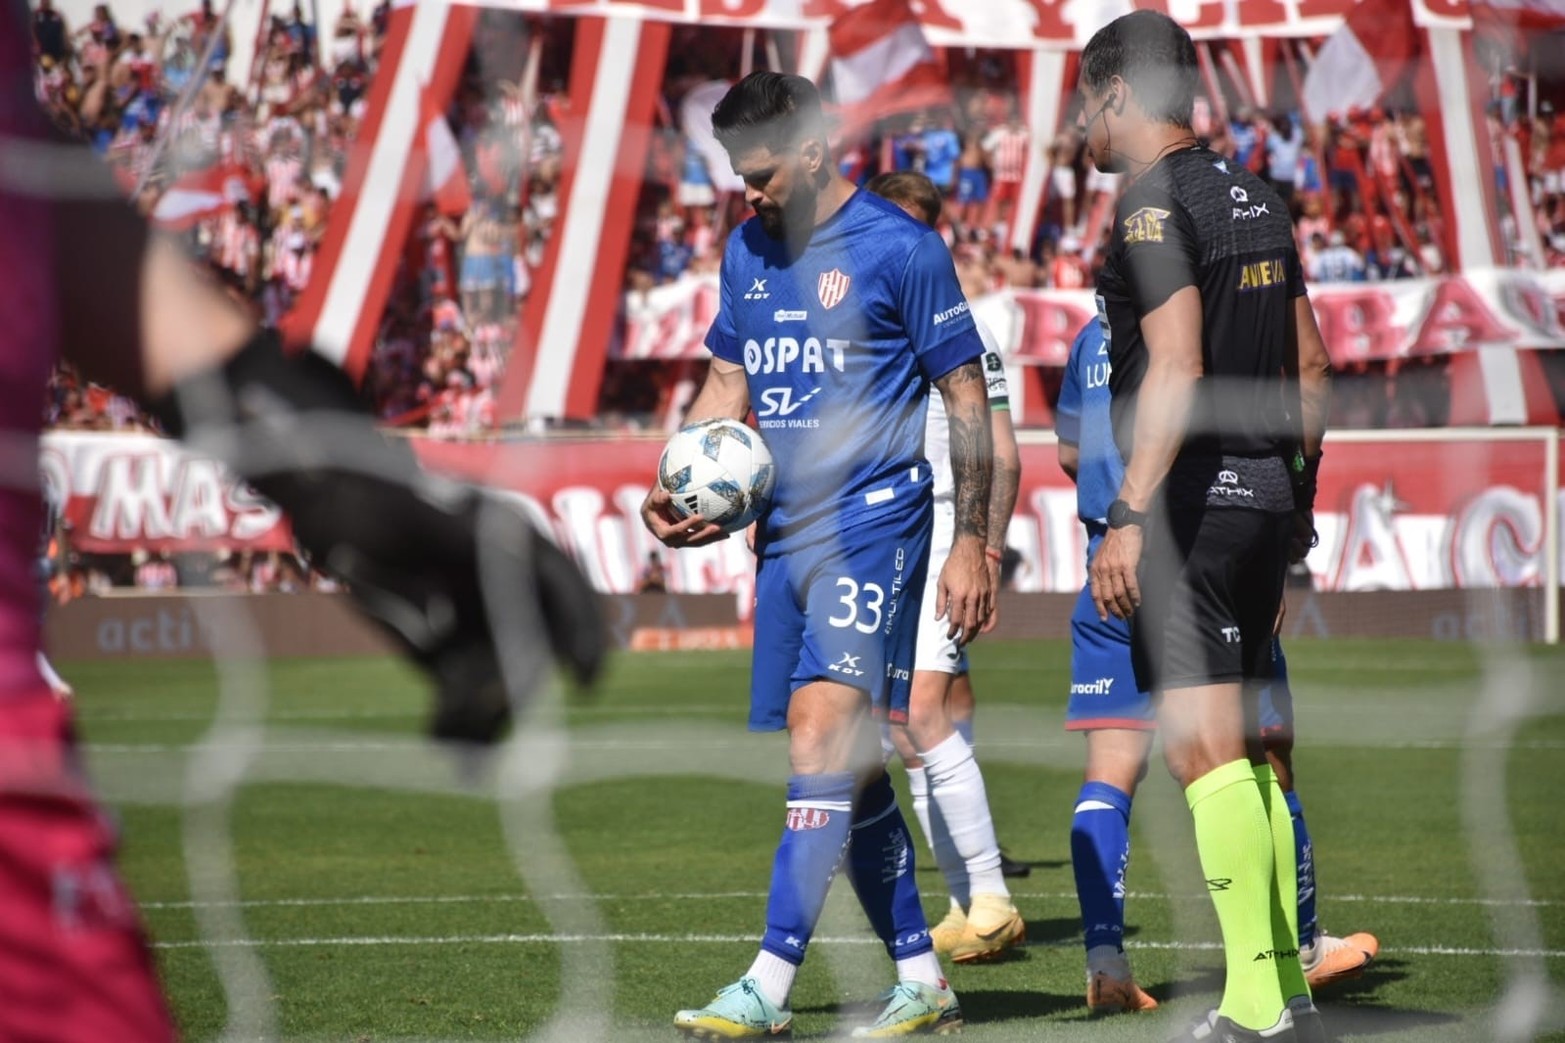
[1122,207,1170,245]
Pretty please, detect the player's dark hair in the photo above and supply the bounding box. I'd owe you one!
[711,71,826,156]
[865,171,943,228]
[1080,10,1198,129]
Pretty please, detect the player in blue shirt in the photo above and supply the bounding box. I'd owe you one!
[641,73,993,1039]
[1056,319,1378,1017]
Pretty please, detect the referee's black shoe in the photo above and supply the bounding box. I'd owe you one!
[998,847,1030,878]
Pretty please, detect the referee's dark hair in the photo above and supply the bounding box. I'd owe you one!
[1080,10,1199,130]
[866,171,944,228]
[712,71,828,156]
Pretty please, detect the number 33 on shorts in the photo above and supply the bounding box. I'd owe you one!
[827,576,886,634]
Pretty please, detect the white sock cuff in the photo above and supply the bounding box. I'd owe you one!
[918,732,973,776]
[905,765,928,798]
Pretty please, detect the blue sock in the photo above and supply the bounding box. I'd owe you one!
[954,718,974,747]
[1070,781,1133,952]
[846,771,934,960]
[759,772,856,965]
[1287,789,1317,949]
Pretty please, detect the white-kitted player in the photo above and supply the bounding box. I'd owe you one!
[867,171,1027,964]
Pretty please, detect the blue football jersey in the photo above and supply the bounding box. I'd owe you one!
[1054,318,1120,565]
[706,190,983,555]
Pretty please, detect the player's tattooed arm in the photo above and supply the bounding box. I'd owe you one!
[934,358,994,644]
[986,407,1021,554]
[936,360,994,542]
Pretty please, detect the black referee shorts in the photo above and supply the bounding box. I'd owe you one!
[1129,505,1291,693]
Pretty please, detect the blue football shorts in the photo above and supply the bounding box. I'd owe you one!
[1065,584,1294,744]
[748,506,932,732]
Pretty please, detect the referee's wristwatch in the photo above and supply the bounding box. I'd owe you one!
[1107,499,1148,529]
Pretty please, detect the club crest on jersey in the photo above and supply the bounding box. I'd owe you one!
[818,268,851,310]
[786,807,832,831]
[1122,206,1170,245]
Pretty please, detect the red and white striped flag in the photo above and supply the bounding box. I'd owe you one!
[1301,0,1419,120]
[419,84,471,218]
[151,163,256,230]
[827,0,950,138]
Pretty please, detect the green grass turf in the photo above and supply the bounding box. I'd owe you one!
[63,638,1565,1041]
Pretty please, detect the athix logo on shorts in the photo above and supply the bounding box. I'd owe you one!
[786,807,832,831]
[932,300,969,325]
[744,278,769,300]
[1070,677,1116,695]
[827,651,865,677]
[1208,469,1255,499]
[818,268,851,309]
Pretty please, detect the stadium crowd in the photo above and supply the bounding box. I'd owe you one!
[29,5,1564,444]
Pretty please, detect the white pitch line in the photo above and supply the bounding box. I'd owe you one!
[149,932,1565,958]
[137,889,1563,911]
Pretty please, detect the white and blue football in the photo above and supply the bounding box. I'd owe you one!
[657,418,775,534]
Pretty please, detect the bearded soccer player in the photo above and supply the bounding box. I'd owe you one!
[1076,12,1333,1042]
[865,171,1026,965]
[641,73,992,1039]
[0,11,599,1038]
[1057,320,1376,1017]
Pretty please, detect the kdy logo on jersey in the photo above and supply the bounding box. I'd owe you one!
[818,268,851,309]
[744,278,770,301]
[1122,206,1170,244]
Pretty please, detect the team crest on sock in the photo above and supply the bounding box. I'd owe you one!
[786,807,832,831]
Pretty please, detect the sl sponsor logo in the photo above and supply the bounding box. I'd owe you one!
[932,300,970,326]
[786,807,832,831]
[1069,677,1116,695]
[1230,185,1271,221]
[744,278,770,301]
[1122,206,1170,245]
[1208,877,1233,892]
[818,268,851,309]
[756,387,822,418]
[827,651,865,677]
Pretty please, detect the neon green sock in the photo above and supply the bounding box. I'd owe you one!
[1185,758,1287,1032]
[1255,763,1311,1002]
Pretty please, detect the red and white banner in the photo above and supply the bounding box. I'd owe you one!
[151,163,258,230]
[39,433,291,554]
[475,0,1482,47]
[36,431,1560,596]
[1302,0,1420,119]
[827,0,951,137]
[496,16,673,421]
[420,84,472,219]
[618,270,1565,368]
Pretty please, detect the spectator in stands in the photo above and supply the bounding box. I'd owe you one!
[34,0,71,64]
[954,129,990,229]
[1265,112,1303,208]
[1050,235,1090,290]
[921,111,962,196]
[1310,230,1366,283]
[982,102,1029,239]
[637,553,668,594]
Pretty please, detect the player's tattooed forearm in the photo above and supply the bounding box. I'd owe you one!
[936,361,993,542]
[987,453,1020,551]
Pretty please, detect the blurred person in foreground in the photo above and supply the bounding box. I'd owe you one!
[1056,319,1377,1018]
[0,17,600,1040]
[1075,11,1333,1041]
[867,170,1029,964]
[642,72,993,1039]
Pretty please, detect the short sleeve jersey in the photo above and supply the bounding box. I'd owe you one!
[1054,320,1117,564]
[925,317,1008,506]
[706,190,983,555]
[1096,147,1305,464]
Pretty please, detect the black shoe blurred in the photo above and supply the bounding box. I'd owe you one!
[998,848,1030,878]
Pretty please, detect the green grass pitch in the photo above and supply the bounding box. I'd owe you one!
[64,638,1565,1041]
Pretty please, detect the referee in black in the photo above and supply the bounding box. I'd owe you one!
[1076,12,1332,1043]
